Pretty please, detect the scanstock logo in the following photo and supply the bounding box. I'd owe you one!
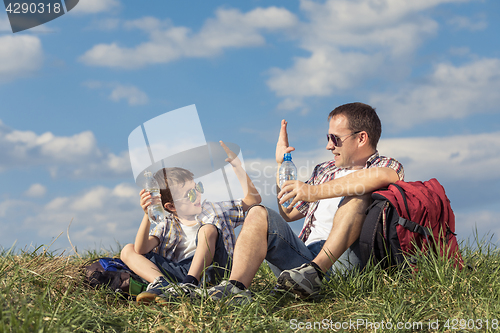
[3,0,79,33]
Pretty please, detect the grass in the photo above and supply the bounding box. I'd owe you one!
[1,236,500,332]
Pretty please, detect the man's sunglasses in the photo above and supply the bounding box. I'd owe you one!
[326,131,361,147]
[178,182,204,203]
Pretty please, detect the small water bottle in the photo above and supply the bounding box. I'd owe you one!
[279,153,297,208]
[144,170,165,225]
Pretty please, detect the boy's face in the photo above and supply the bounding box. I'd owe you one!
[169,180,203,217]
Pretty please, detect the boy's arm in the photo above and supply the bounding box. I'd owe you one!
[220,141,261,212]
[134,189,160,254]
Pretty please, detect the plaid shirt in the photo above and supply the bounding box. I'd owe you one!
[296,151,405,242]
[150,199,245,262]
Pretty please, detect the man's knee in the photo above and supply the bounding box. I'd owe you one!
[338,194,372,211]
[246,205,268,223]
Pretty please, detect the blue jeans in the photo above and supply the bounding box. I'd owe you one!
[255,206,363,277]
[144,225,229,284]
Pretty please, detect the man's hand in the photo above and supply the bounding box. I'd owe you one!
[278,180,318,209]
[276,119,295,164]
[220,140,242,168]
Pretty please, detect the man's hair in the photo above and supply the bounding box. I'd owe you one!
[153,167,194,213]
[328,102,381,150]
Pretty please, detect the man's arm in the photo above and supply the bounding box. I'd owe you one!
[275,184,305,222]
[274,119,305,221]
[279,167,399,208]
[220,141,262,212]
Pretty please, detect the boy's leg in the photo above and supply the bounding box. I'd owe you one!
[120,243,191,283]
[186,224,219,283]
[120,244,163,283]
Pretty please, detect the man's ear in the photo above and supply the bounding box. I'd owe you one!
[164,202,176,212]
[358,131,369,147]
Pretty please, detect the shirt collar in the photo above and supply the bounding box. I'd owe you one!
[365,151,380,168]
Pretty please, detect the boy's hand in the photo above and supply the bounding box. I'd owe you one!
[220,140,241,168]
[276,119,295,164]
[139,189,151,215]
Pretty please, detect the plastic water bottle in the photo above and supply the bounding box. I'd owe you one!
[144,170,165,225]
[279,153,297,208]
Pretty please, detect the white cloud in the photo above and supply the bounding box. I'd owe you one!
[0,35,43,83]
[378,132,500,182]
[109,85,149,106]
[268,48,385,98]
[447,14,487,31]
[0,182,141,252]
[266,0,474,109]
[25,184,47,198]
[83,81,149,106]
[370,58,500,128]
[0,120,131,178]
[455,210,500,244]
[79,7,297,69]
[70,0,120,15]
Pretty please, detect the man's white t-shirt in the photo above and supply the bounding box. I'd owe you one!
[173,223,200,262]
[304,169,356,246]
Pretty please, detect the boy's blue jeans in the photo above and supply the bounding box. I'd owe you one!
[143,225,229,284]
[257,205,363,277]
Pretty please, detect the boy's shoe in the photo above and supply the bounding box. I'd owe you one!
[136,276,170,303]
[207,280,252,305]
[157,282,200,300]
[276,263,322,298]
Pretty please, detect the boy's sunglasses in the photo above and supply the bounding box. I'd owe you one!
[326,131,361,147]
[179,182,204,203]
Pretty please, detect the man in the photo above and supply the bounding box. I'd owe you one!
[208,102,404,302]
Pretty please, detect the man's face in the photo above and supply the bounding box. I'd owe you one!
[169,180,203,217]
[326,114,361,169]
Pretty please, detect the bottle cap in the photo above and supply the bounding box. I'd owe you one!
[283,153,292,161]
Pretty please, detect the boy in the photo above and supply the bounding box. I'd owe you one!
[120,141,261,303]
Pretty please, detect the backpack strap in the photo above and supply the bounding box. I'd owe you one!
[390,183,411,220]
[359,200,387,266]
[397,217,431,237]
[391,183,432,238]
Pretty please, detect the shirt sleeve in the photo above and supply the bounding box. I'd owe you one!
[202,199,245,228]
[149,217,171,244]
[294,163,322,214]
[369,156,405,181]
[224,198,245,226]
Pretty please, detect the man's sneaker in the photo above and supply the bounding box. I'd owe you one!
[136,276,170,303]
[276,263,322,298]
[207,280,252,305]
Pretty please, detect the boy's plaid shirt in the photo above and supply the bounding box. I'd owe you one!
[296,151,405,242]
[150,199,244,262]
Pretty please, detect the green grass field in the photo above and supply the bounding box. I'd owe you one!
[1,235,500,332]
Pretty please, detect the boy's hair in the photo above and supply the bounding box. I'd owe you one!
[153,167,194,213]
[328,102,382,150]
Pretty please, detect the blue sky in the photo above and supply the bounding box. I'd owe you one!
[1,0,499,254]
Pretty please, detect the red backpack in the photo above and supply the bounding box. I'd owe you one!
[359,179,464,269]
